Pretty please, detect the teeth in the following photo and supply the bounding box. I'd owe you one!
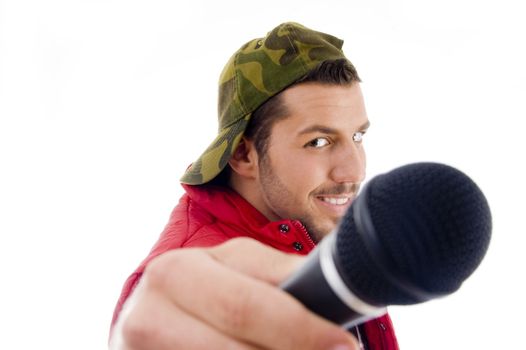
[321,197,350,205]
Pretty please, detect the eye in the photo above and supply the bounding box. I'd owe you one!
[305,137,331,148]
[353,131,365,143]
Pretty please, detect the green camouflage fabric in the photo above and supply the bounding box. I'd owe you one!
[180,22,348,184]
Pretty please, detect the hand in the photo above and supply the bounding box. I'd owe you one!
[110,237,359,350]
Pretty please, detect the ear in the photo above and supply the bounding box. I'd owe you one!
[228,137,259,179]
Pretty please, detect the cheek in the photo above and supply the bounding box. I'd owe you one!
[360,147,367,166]
[282,156,326,196]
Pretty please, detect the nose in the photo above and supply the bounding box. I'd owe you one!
[329,143,365,184]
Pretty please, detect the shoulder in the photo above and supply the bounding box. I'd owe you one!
[163,192,229,248]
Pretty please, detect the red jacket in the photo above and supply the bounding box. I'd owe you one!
[111,184,399,349]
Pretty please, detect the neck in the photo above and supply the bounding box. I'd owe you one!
[228,174,280,222]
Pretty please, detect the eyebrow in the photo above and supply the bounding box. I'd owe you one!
[297,120,371,136]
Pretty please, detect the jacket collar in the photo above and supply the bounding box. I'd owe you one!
[183,183,268,226]
[182,183,317,253]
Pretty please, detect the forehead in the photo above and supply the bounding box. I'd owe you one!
[274,82,368,134]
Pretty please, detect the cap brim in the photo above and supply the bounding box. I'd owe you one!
[180,114,250,185]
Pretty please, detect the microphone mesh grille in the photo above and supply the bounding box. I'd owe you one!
[335,163,492,305]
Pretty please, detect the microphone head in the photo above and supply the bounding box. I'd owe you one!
[335,162,492,306]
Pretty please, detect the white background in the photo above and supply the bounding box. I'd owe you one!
[1,0,525,349]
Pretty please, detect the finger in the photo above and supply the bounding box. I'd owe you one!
[207,237,305,285]
[145,247,359,350]
[113,284,263,350]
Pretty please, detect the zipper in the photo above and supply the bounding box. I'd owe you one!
[292,220,316,250]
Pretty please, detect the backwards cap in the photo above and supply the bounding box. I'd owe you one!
[180,22,348,184]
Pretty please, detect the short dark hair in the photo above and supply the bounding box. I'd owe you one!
[210,58,361,186]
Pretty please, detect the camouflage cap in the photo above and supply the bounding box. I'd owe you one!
[180,22,348,184]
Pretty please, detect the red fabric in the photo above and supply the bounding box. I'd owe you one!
[111,184,399,349]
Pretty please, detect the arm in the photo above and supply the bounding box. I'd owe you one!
[109,238,359,350]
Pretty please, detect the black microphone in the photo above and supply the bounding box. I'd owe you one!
[281,162,492,328]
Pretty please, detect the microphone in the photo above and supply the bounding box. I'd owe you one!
[281,162,492,328]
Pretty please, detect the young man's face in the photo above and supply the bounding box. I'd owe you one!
[255,82,369,242]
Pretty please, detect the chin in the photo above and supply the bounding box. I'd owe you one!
[312,224,336,242]
[301,214,338,242]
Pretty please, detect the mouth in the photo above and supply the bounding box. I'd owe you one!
[319,196,352,205]
[315,195,354,216]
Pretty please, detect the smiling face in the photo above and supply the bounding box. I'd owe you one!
[233,82,369,242]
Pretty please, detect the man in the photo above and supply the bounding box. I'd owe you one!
[110,22,399,350]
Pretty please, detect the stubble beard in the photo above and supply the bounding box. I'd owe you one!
[258,155,334,243]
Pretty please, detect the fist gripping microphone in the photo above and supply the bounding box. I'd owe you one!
[281,162,492,328]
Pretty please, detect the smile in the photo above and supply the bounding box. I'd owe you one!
[320,197,351,205]
[315,196,353,217]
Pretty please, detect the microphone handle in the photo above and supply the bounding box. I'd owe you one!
[280,234,386,328]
